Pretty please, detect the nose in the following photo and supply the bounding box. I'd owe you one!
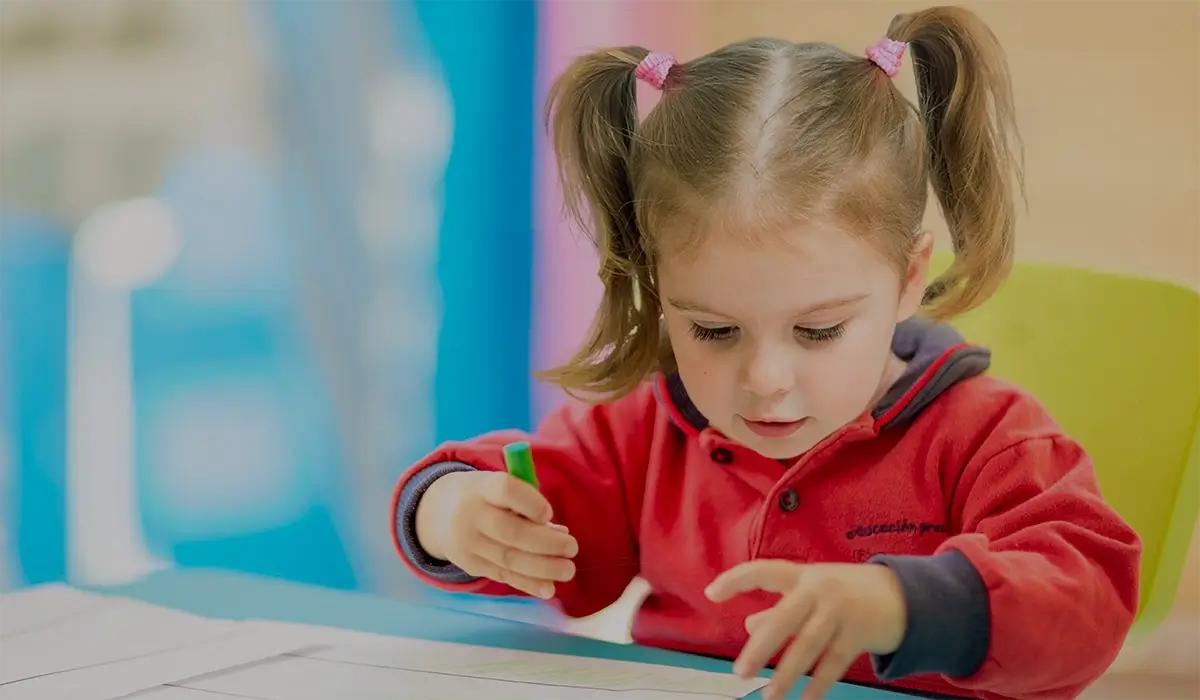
[739,342,795,398]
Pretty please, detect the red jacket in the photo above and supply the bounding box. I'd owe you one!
[392,320,1141,699]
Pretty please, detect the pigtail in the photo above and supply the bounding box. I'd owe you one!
[888,7,1025,319]
[535,46,665,401]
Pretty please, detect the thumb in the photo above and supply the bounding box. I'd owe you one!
[483,471,553,523]
[705,560,801,601]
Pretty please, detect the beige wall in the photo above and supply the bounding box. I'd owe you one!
[700,0,1200,681]
[698,0,1200,290]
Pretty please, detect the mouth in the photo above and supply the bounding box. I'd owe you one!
[741,417,809,439]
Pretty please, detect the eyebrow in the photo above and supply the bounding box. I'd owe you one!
[666,293,870,318]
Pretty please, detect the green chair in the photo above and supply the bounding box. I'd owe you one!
[935,255,1199,637]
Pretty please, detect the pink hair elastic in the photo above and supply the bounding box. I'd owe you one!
[866,37,906,77]
[635,52,676,90]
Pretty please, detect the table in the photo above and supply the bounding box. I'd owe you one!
[98,568,907,700]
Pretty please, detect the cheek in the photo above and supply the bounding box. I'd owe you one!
[664,321,729,403]
[801,324,896,408]
[667,326,710,376]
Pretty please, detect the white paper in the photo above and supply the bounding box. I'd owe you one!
[169,635,769,700]
[5,621,328,700]
[2,586,768,700]
[0,594,237,685]
[0,583,108,638]
[124,687,229,700]
[0,587,320,700]
[174,654,727,700]
[212,620,402,648]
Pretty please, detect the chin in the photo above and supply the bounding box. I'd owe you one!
[757,442,815,460]
[734,430,820,460]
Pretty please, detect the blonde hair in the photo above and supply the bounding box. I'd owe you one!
[539,6,1024,401]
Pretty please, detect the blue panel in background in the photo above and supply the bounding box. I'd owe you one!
[130,149,358,591]
[387,0,557,621]
[0,214,69,587]
[257,0,447,593]
[408,0,538,440]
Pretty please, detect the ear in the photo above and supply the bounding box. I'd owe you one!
[896,232,933,320]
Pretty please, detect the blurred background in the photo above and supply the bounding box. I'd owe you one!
[1,0,1196,696]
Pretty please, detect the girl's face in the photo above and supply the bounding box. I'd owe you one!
[657,222,930,460]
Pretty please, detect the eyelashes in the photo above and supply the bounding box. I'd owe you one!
[688,323,847,344]
[689,324,737,342]
[798,323,846,343]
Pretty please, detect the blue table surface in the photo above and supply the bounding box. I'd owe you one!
[96,569,905,700]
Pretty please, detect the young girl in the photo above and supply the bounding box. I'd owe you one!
[391,6,1141,700]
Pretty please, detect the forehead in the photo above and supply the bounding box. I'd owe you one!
[656,221,896,310]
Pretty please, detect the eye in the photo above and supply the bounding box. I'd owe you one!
[796,323,846,343]
[690,324,737,342]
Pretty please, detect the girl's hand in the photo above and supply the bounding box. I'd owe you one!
[416,471,578,599]
[705,561,907,700]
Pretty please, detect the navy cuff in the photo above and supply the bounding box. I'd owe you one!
[868,550,990,680]
[396,462,479,584]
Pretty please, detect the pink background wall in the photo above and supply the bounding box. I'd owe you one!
[530,1,704,421]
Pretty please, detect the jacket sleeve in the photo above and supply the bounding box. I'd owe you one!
[874,432,1142,699]
[389,383,658,619]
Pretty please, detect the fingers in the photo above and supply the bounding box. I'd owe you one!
[458,552,557,600]
[717,563,875,700]
[733,591,815,679]
[482,471,553,523]
[764,610,838,700]
[459,473,581,600]
[801,638,858,700]
[474,531,575,582]
[467,502,577,600]
[479,507,578,558]
[706,560,802,602]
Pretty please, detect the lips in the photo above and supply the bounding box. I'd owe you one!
[742,417,809,438]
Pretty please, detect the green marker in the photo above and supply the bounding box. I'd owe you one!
[503,441,539,489]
